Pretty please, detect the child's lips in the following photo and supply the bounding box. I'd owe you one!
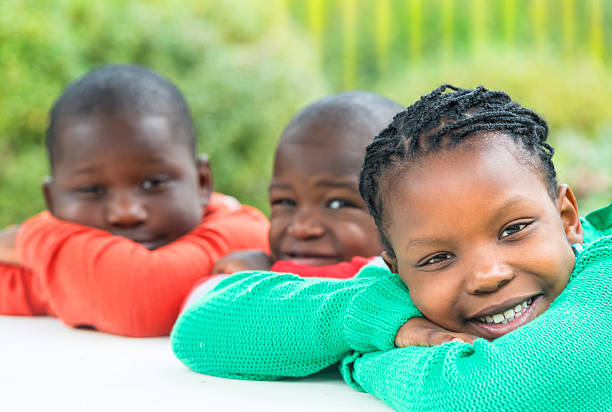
[467,295,542,339]
[279,251,342,267]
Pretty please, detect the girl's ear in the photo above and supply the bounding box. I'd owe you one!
[556,184,583,246]
[196,153,214,211]
[381,250,399,273]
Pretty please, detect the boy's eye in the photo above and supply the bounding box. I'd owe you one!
[141,176,169,192]
[499,222,530,239]
[271,198,296,207]
[75,185,105,197]
[326,199,354,209]
[418,252,454,267]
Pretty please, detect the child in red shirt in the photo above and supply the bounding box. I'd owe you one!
[182,91,403,308]
[0,64,269,336]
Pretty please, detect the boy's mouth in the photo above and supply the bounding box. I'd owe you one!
[468,295,541,339]
[280,252,342,267]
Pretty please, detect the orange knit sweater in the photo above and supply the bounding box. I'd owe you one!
[0,193,269,337]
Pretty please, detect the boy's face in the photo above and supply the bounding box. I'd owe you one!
[44,112,211,250]
[382,136,582,340]
[268,124,382,266]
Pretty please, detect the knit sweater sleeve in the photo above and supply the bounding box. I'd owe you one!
[171,266,421,380]
[341,236,612,412]
[14,195,269,337]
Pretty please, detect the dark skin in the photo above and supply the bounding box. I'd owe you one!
[1,111,212,265]
[0,226,19,265]
[382,135,582,346]
[213,115,384,274]
[43,111,212,250]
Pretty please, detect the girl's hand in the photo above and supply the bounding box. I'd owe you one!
[0,225,20,265]
[395,317,479,347]
[212,250,272,274]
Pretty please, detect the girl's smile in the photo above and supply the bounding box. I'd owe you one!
[381,134,582,340]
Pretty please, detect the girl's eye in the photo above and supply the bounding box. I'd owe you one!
[76,185,105,197]
[500,222,530,239]
[271,198,296,207]
[419,252,454,267]
[327,199,354,209]
[141,176,169,192]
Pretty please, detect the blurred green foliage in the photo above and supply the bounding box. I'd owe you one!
[1,0,611,228]
[0,0,327,227]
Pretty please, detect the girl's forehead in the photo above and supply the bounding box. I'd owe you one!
[382,142,552,225]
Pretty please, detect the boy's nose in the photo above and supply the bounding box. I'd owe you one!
[287,211,325,240]
[106,193,147,227]
[465,257,514,295]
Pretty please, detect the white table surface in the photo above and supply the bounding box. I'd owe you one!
[0,316,391,411]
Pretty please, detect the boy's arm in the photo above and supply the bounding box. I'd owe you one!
[0,226,20,266]
[0,263,48,315]
[16,208,268,337]
[171,265,422,380]
[342,237,612,411]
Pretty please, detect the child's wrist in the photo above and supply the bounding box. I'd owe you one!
[344,270,421,352]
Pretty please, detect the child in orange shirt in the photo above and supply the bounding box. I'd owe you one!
[182,91,403,308]
[0,64,269,336]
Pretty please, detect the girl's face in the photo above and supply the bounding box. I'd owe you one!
[381,136,582,340]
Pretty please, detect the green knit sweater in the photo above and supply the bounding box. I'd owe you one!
[172,207,612,411]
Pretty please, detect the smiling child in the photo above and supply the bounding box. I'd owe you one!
[181,92,402,308]
[171,85,612,410]
[213,91,402,272]
[0,64,269,336]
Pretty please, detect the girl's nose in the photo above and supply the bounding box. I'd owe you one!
[106,192,147,227]
[466,258,514,295]
[287,211,325,240]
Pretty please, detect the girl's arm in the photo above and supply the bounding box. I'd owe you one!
[171,266,422,380]
[15,208,268,337]
[343,237,612,412]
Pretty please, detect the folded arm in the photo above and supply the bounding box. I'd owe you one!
[15,209,268,336]
[171,266,421,380]
[343,237,612,411]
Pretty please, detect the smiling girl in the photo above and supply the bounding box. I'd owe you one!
[171,85,612,411]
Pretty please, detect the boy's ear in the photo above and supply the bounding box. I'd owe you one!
[197,153,214,210]
[42,176,54,213]
[381,250,398,273]
[556,184,582,246]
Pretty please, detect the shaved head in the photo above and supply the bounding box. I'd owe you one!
[279,91,404,149]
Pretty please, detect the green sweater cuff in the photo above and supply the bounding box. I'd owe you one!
[344,267,422,352]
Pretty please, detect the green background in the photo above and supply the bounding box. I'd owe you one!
[1,0,611,228]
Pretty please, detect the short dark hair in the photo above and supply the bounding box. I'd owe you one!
[46,64,195,169]
[359,84,557,253]
[280,91,404,144]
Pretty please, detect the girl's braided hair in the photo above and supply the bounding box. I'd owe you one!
[358,84,557,253]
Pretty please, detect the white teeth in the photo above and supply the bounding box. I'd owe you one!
[478,298,533,325]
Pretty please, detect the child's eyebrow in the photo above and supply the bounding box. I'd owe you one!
[488,196,531,223]
[314,180,358,190]
[71,166,100,176]
[268,183,293,191]
[406,237,446,248]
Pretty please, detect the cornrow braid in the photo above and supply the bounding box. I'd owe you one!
[359,84,557,253]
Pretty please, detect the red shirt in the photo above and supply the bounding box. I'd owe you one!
[0,193,269,337]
